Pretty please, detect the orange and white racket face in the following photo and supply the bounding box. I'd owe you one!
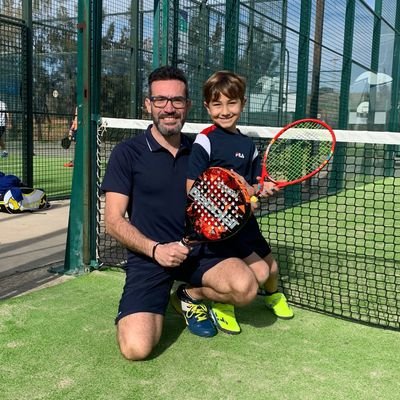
[185,167,251,242]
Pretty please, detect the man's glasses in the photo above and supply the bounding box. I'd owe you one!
[149,96,188,109]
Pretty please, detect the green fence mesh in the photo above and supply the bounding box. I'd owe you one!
[1,4,77,197]
[96,118,400,330]
[1,0,400,328]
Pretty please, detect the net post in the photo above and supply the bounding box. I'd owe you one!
[63,0,101,275]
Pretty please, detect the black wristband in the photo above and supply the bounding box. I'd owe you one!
[152,242,162,262]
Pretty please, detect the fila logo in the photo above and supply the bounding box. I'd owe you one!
[235,152,245,158]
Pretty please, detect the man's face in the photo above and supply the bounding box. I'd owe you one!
[145,79,190,137]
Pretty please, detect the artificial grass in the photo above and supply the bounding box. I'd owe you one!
[1,269,399,400]
[0,147,73,197]
[258,177,400,328]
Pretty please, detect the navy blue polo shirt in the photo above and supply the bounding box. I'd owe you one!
[187,124,260,184]
[187,124,271,260]
[101,125,192,247]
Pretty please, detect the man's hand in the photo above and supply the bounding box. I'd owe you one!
[153,242,190,267]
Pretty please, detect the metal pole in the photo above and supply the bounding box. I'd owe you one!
[130,0,139,117]
[63,0,93,274]
[294,0,311,119]
[22,0,33,186]
[309,0,325,118]
[224,0,239,71]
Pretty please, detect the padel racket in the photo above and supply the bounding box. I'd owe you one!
[182,167,252,246]
[61,136,71,149]
[257,118,336,194]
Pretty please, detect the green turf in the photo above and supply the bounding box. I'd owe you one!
[0,270,399,400]
[261,177,400,259]
[0,152,73,197]
[258,177,400,328]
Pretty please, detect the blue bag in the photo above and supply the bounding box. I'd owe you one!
[0,172,50,213]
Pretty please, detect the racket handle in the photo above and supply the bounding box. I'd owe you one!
[179,239,191,248]
[256,176,265,196]
[257,288,267,296]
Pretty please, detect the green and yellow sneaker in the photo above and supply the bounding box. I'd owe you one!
[264,292,294,319]
[209,302,241,335]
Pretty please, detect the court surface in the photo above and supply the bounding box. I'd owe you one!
[0,199,70,299]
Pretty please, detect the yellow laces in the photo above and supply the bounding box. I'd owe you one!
[185,303,209,322]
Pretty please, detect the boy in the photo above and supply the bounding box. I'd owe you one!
[187,70,293,335]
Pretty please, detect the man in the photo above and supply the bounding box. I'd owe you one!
[101,66,258,361]
[0,100,10,158]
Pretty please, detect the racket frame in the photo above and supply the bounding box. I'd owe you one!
[259,118,336,190]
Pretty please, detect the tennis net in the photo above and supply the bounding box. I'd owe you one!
[97,117,400,329]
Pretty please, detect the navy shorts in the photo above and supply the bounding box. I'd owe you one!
[116,243,236,323]
[0,126,5,138]
[227,215,271,259]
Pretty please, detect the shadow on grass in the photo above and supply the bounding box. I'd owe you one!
[148,305,187,359]
[236,296,278,329]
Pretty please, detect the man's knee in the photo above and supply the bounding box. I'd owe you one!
[118,336,154,361]
[116,313,162,361]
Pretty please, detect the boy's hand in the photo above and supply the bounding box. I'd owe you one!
[257,179,280,197]
[228,169,255,197]
[228,170,260,212]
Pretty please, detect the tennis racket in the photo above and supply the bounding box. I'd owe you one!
[181,167,252,246]
[256,118,336,195]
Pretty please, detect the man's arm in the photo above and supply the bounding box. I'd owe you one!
[104,191,189,267]
[104,191,156,258]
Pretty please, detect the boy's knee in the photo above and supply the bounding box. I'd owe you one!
[230,277,258,306]
[254,265,270,285]
[265,254,279,275]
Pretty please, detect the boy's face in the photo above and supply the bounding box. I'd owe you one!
[204,93,245,133]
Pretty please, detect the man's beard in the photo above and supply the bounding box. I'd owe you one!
[153,113,185,137]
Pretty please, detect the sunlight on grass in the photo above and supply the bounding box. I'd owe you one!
[0,151,72,197]
[258,177,400,328]
[0,270,399,400]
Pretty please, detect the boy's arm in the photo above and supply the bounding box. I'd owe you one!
[186,134,212,192]
[251,142,279,197]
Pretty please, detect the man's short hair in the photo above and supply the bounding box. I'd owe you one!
[203,70,246,104]
[148,65,189,98]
